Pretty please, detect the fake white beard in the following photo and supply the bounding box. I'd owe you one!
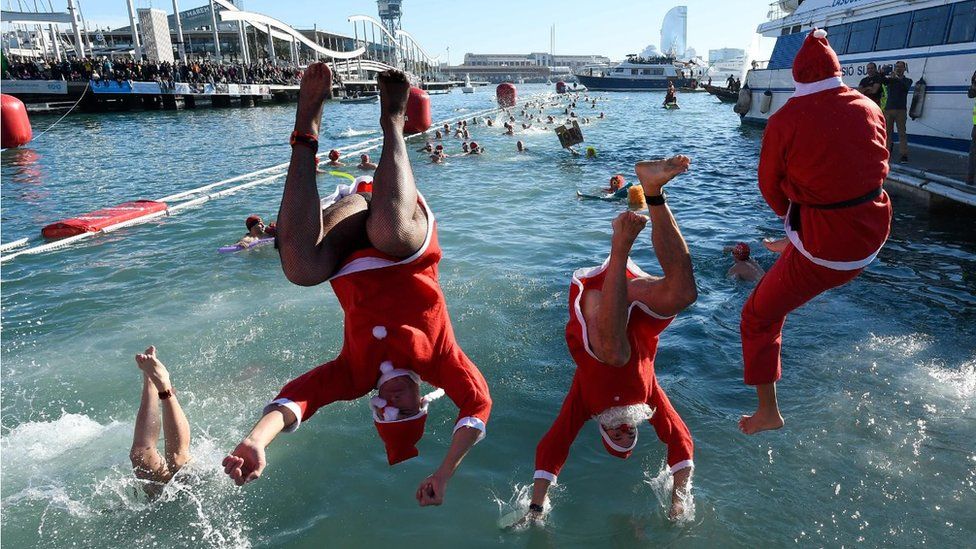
[594,403,655,428]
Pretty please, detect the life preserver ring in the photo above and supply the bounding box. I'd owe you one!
[733,85,752,115]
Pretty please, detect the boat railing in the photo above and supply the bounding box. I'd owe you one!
[766,1,788,21]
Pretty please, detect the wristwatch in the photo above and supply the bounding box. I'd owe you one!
[646,189,667,206]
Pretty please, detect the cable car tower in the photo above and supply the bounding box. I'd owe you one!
[377,0,403,37]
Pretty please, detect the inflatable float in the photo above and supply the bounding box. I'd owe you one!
[218,237,275,254]
[663,103,681,110]
[41,200,168,239]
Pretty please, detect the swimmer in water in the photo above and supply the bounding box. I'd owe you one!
[461,142,470,153]
[236,215,271,248]
[516,140,525,152]
[417,142,434,154]
[604,174,632,197]
[467,141,484,155]
[434,130,443,140]
[131,346,191,498]
[504,123,515,136]
[664,82,678,107]
[223,66,492,506]
[314,155,328,174]
[598,112,605,119]
[725,242,765,282]
[586,147,597,158]
[486,118,494,127]
[358,153,378,171]
[325,149,345,167]
[518,157,697,526]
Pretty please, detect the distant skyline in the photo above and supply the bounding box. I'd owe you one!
[28,0,777,61]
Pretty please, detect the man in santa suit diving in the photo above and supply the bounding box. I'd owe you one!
[738,29,892,435]
[520,156,698,524]
[222,64,492,507]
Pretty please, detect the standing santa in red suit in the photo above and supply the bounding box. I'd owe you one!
[738,29,892,435]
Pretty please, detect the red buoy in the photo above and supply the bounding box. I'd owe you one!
[496,83,517,107]
[403,87,431,135]
[1,94,33,149]
[555,81,567,94]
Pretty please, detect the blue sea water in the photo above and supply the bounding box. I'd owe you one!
[1,85,975,548]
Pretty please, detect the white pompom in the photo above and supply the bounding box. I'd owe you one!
[372,326,388,339]
[383,407,399,421]
[813,29,827,39]
[380,360,394,374]
[370,396,387,409]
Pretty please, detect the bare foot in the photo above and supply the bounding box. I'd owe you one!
[377,69,411,128]
[634,155,691,196]
[763,237,788,254]
[738,409,785,435]
[135,345,171,392]
[294,63,333,135]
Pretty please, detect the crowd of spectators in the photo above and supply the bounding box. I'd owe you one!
[3,55,304,85]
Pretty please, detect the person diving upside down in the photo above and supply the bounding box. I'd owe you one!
[522,156,698,524]
[738,29,892,435]
[222,64,492,507]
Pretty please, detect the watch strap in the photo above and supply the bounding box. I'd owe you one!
[290,130,319,153]
[646,190,667,206]
[158,388,174,400]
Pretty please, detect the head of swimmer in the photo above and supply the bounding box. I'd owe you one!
[377,375,422,419]
[360,153,370,164]
[245,215,265,236]
[516,140,524,152]
[603,422,637,448]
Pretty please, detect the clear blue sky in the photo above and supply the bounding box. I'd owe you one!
[69,0,776,61]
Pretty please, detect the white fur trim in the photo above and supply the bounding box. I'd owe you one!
[264,398,303,433]
[372,326,387,339]
[598,423,640,453]
[792,76,844,98]
[784,202,882,270]
[453,416,486,443]
[595,403,655,428]
[376,362,421,389]
[670,459,694,474]
[328,193,435,281]
[813,29,827,39]
[423,388,446,403]
[533,470,557,483]
[571,256,674,363]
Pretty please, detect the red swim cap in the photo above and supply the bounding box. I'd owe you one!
[732,242,750,261]
[610,174,625,190]
[328,149,340,161]
[245,215,262,230]
[470,141,479,149]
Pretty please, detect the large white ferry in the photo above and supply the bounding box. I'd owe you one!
[575,56,703,91]
[740,0,976,153]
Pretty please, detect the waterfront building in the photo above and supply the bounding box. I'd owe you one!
[461,52,611,71]
[137,8,174,64]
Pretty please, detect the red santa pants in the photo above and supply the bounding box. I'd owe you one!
[740,244,862,386]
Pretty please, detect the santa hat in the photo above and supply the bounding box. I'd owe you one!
[370,388,445,465]
[792,29,844,97]
[600,425,638,459]
[732,242,750,261]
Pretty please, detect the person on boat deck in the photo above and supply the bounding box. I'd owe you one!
[884,61,913,163]
[664,82,678,106]
[856,62,884,106]
[236,215,271,248]
[358,153,378,171]
[737,29,891,435]
[724,242,764,282]
[223,65,492,507]
[520,156,698,526]
[130,346,191,499]
[325,149,345,167]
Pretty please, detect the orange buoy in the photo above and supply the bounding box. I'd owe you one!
[555,81,567,94]
[1,94,32,149]
[403,87,431,135]
[496,83,517,107]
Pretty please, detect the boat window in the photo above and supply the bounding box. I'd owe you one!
[641,69,652,75]
[631,69,639,75]
[874,12,912,51]
[909,5,951,47]
[947,0,976,43]
[826,23,852,54]
[847,18,879,53]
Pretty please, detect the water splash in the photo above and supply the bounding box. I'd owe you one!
[336,127,377,138]
[643,462,695,525]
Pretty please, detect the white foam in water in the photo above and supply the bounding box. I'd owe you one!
[643,462,695,525]
[1,413,122,464]
[337,127,377,138]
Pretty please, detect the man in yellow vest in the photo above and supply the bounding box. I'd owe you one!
[968,70,975,186]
